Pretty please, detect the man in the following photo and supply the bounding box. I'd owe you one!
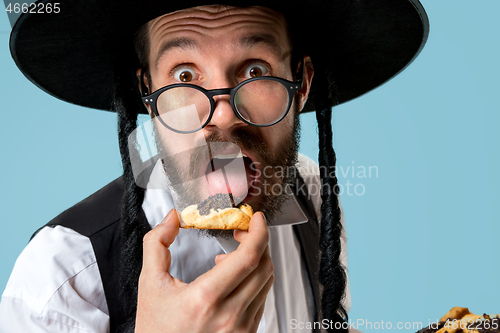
[0,1,428,332]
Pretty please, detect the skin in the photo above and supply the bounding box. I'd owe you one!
[135,5,314,332]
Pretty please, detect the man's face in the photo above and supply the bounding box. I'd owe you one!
[140,5,312,224]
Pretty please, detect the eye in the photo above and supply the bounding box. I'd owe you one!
[242,63,270,78]
[172,67,197,83]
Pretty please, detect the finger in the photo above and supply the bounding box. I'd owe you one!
[248,274,274,319]
[237,273,274,332]
[215,253,228,265]
[234,212,267,253]
[225,245,273,311]
[234,212,266,243]
[251,302,266,333]
[233,229,248,243]
[142,209,179,275]
[193,212,269,298]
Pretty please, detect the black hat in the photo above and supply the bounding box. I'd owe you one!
[10,0,429,113]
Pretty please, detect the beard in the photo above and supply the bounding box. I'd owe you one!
[155,109,301,239]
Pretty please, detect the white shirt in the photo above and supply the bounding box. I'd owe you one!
[0,153,350,332]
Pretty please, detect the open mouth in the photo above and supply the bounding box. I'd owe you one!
[204,144,258,203]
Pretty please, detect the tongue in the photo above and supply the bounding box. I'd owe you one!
[206,158,252,199]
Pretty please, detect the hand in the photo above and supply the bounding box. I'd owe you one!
[135,209,274,333]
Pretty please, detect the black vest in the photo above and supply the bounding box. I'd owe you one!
[32,174,321,332]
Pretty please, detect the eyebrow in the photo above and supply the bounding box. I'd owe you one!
[154,34,285,70]
[155,38,198,70]
[238,34,285,59]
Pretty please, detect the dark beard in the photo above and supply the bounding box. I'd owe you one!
[155,110,301,239]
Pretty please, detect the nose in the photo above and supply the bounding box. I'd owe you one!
[208,95,245,130]
[206,84,246,131]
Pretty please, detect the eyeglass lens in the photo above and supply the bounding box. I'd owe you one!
[156,79,290,132]
[157,87,211,132]
[233,79,289,125]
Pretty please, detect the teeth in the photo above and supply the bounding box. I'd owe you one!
[214,152,244,159]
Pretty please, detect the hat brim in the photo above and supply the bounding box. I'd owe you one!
[10,0,429,113]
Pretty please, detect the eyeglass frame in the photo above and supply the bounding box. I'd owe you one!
[140,59,304,134]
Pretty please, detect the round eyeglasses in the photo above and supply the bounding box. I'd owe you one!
[141,61,304,134]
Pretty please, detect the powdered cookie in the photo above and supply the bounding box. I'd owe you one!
[180,193,253,230]
[416,310,499,333]
[463,314,499,333]
[441,307,472,323]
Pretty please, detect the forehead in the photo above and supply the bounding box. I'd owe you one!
[147,5,291,65]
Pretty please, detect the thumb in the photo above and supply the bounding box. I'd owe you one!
[234,211,266,243]
[142,209,180,278]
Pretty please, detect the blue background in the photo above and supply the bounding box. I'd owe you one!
[1,1,499,331]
